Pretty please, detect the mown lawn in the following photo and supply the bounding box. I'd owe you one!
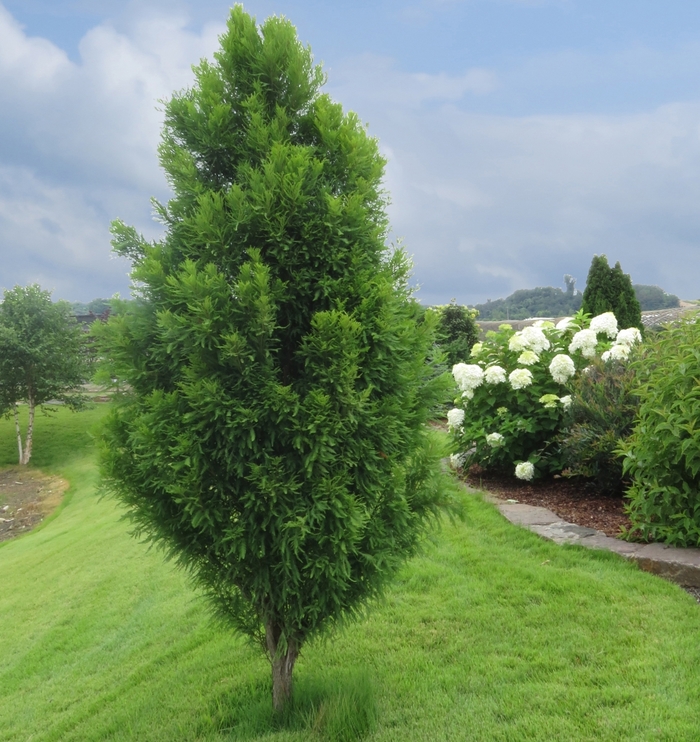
[1,406,699,741]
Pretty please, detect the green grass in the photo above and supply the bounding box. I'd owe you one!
[1,407,700,740]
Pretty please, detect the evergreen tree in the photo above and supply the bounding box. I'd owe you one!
[97,7,453,712]
[609,261,642,330]
[581,255,642,329]
[435,300,479,366]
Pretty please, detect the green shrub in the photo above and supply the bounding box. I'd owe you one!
[621,318,700,545]
[448,310,642,479]
[432,301,479,368]
[559,356,640,495]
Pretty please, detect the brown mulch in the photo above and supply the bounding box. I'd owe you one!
[0,467,69,542]
[463,467,632,538]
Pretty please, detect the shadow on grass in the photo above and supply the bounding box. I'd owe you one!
[196,669,377,741]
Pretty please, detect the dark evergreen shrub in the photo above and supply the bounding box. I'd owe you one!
[559,357,640,495]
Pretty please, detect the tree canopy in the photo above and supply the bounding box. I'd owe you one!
[0,284,89,464]
[97,6,454,712]
[581,255,642,330]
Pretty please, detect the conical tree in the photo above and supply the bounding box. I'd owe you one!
[581,255,642,329]
[609,261,642,330]
[97,6,453,712]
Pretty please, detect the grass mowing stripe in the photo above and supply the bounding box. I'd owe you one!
[1,408,700,740]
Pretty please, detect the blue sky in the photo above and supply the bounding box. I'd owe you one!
[1,0,699,304]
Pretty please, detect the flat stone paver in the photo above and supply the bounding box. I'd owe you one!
[477,489,700,587]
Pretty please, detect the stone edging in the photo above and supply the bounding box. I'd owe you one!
[472,488,700,588]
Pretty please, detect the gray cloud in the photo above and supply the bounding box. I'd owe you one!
[328,56,700,304]
[1,2,699,307]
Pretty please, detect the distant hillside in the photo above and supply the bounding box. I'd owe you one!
[471,283,679,320]
[471,286,582,321]
[633,285,680,311]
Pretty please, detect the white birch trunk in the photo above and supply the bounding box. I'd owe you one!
[13,404,23,465]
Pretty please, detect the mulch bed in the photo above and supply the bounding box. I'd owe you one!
[462,467,632,538]
[0,468,69,542]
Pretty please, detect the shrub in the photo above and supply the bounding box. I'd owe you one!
[448,311,642,479]
[621,317,700,545]
[559,356,640,495]
[431,301,479,368]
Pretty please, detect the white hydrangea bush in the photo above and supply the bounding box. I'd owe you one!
[448,310,642,479]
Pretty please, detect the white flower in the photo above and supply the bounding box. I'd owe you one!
[508,333,528,352]
[509,368,533,390]
[533,320,555,329]
[450,452,468,469]
[590,312,618,339]
[484,365,507,384]
[452,363,484,392]
[549,353,576,383]
[447,408,465,430]
[518,350,539,366]
[521,326,551,354]
[616,327,642,347]
[515,461,535,481]
[560,395,572,410]
[556,317,573,331]
[539,394,559,409]
[569,329,598,358]
[462,389,475,401]
[486,432,505,448]
[602,344,631,362]
[470,342,483,358]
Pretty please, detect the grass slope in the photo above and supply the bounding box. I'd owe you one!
[1,407,699,741]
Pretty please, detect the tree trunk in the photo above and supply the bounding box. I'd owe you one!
[22,397,35,465]
[265,621,299,713]
[13,404,23,465]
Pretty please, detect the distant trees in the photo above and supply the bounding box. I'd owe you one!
[434,300,479,366]
[70,298,113,316]
[633,285,680,311]
[472,285,582,321]
[0,285,90,465]
[581,255,642,330]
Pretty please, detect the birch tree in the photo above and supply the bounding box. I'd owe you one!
[0,285,89,465]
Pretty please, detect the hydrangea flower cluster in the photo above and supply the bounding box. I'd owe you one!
[447,407,465,430]
[518,350,539,366]
[449,309,641,482]
[509,368,533,390]
[589,312,618,339]
[549,354,576,383]
[486,432,505,447]
[515,461,535,481]
[569,329,598,358]
[601,325,642,363]
[484,365,507,384]
[452,363,484,392]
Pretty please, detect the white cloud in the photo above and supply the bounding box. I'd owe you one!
[0,4,224,300]
[329,56,700,304]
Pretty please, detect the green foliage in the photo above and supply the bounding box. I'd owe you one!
[449,310,641,479]
[97,5,454,709]
[472,285,583,321]
[559,357,640,495]
[633,284,680,311]
[0,284,90,463]
[431,300,479,367]
[71,298,114,316]
[581,255,642,330]
[621,318,700,545]
[4,414,700,739]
